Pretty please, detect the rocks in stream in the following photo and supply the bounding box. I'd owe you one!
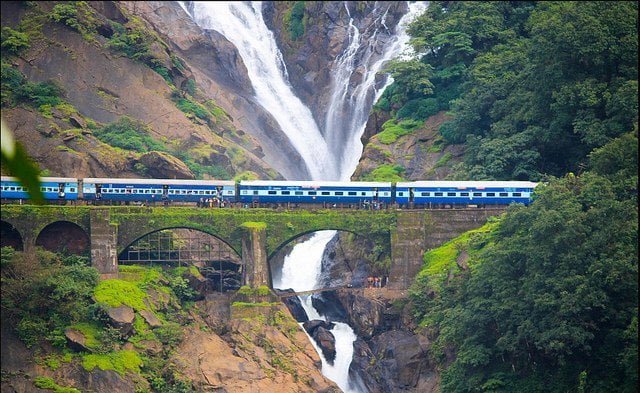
[302,320,336,364]
[278,289,309,322]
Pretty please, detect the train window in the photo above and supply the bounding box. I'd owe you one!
[499,192,508,197]
[421,192,430,196]
[361,192,366,196]
[10,187,16,191]
[461,192,469,196]
[473,192,482,197]
[133,190,138,194]
[434,192,443,196]
[321,191,330,195]
[70,188,76,192]
[486,192,496,197]
[447,192,456,196]
[268,191,277,195]
[348,191,357,196]
[513,192,522,197]
[398,192,404,196]
[241,190,247,195]
[295,191,304,195]
[335,192,343,195]
[281,191,290,195]
[308,191,317,195]
[253,190,259,195]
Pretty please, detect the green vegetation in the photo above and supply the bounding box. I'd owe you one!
[48,2,98,41]
[33,376,80,393]
[1,26,30,55]
[410,131,638,392]
[381,1,637,180]
[284,2,306,41]
[93,116,166,153]
[1,247,99,348]
[94,278,149,311]
[81,350,143,376]
[361,164,405,182]
[237,285,271,296]
[1,63,64,109]
[375,118,422,145]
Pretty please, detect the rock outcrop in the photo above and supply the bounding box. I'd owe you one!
[303,320,337,364]
[353,111,465,181]
[137,151,195,179]
[106,305,135,336]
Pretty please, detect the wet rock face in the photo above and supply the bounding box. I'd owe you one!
[279,290,309,322]
[310,292,348,323]
[262,2,408,132]
[303,320,337,364]
[370,330,429,390]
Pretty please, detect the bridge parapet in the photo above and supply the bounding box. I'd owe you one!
[1,206,506,289]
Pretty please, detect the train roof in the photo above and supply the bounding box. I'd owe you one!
[1,176,78,183]
[82,178,235,186]
[396,181,539,188]
[239,180,393,188]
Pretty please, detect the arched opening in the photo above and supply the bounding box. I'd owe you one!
[35,221,89,255]
[270,229,390,292]
[1,221,23,251]
[120,228,242,292]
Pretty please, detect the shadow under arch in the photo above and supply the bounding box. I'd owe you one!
[119,227,243,292]
[1,220,24,251]
[118,226,241,259]
[35,221,89,255]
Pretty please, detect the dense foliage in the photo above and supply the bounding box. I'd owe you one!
[410,131,638,392]
[381,1,638,180]
[1,248,98,348]
[0,249,199,392]
[93,116,166,153]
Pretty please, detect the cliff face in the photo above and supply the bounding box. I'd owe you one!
[1,1,280,179]
[262,1,407,133]
[353,111,465,181]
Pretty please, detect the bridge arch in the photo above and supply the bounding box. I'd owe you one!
[35,221,90,255]
[1,220,24,251]
[118,226,242,261]
[269,229,388,291]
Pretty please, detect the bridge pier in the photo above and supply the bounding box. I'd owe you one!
[241,223,270,288]
[90,209,118,278]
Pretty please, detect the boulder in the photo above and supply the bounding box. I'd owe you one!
[106,305,135,336]
[302,319,334,335]
[69,114,87,129]
[139,310,163,328]
[279,289,308,322]
[138,151,195,179]
[64,328,91,352]
[311,326,336,364]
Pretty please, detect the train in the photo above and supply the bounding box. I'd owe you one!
[1,176,538,207]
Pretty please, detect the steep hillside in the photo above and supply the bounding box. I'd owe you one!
[1,1,280,180]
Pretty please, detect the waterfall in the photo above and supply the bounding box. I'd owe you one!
[185,1,338,180]
[324,1,429,180]
[180,2,426,392]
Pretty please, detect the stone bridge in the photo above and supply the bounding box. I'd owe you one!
[0,205,505,289]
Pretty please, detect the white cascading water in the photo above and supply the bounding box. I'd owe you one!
[186,1,338,180]
[325,2,429,180]
[181,2,426,392]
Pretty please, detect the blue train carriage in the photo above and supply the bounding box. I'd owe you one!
[1,176,79,201]
[82,178,236,203]
[238,180,393,205]
[395,181,538,206]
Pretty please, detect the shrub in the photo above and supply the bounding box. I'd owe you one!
[93,116,166,153]
[285,1,305,40]
[376,119,422,144]
[1,27,30,55]
[396,98,440,120]
[362,164,405,182]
